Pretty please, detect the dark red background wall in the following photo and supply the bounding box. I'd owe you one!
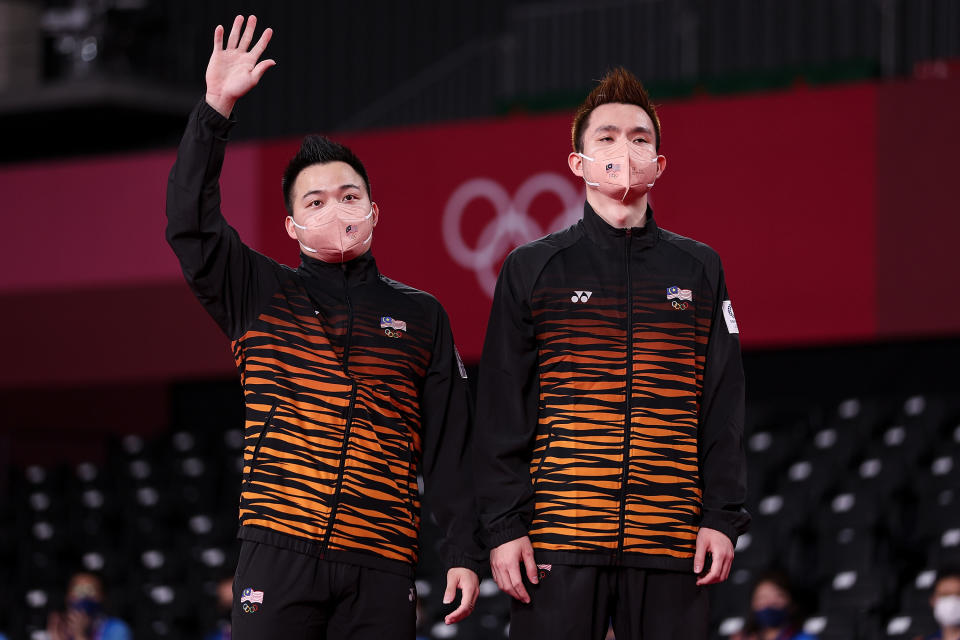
[875,77,960,338]
[0,77,956,392]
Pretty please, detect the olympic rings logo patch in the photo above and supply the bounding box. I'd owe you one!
[442,173,583,297]
[384,328,403,338]
[672,300,690,311]
[240,586,263,613]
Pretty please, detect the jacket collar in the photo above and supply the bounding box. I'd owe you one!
[581,201,659,251]
[297,250,379,286]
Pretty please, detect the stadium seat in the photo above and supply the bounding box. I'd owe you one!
[4,391,957,639]
[882,611,938,640]
[927,526,960,567]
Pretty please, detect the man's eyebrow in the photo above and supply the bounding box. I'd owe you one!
[301,184,362,201]
[301,189,326,201]
[592,125,653,136]
[593,124,621,134]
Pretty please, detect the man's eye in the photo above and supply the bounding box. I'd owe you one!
[633,138,649,144]
[599,136,613,142]
[310,200,322,207]
[343,194,358,201]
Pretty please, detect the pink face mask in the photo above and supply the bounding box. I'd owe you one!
[289,202,374,263]
[578,140,662,202]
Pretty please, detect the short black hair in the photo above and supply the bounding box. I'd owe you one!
[935,565,960,586]
[281,135,371,214]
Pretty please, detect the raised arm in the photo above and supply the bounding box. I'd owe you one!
[165,15,279,340]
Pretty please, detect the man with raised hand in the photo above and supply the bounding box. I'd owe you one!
[166,15,481,639]
[475,67,750,639]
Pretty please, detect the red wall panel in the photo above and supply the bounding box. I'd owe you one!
[0,79,954,388]
[876,77,960,338]
[257,83,879,354]
[0,145,265,293]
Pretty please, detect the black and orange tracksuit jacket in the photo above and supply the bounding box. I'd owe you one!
[475,203,750,571]
[165,100,482,577]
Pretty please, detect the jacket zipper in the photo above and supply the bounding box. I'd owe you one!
[321,265,358,556]
[617,229,633,561]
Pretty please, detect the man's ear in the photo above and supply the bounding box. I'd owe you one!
[655,154,667,180]
[568,151,585,178]
[284,214,299,240]
[370,202,380,228]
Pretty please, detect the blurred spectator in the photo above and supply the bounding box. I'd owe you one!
[204,575,233,640]
[732,571,816,640]
[46,572,131,640]
[914,567,960,640]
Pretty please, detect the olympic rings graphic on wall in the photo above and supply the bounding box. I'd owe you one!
[442,173,584,297]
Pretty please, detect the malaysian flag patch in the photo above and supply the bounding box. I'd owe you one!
[241,588,264,604]
[380,316,407,332]
[666,286,693,302]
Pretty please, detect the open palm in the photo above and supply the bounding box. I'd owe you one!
[204,15,275,117]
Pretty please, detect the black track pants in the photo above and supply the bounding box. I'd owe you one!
[509,565,708,640]
[231,541,417,640]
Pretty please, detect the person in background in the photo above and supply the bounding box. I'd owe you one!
[204,575,234,640]
[47,572,131,640]
[914,567,960,640]
[732,571,815,640]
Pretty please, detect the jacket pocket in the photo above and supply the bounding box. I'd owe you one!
[405,445,419,531]
[532,424,556,487]
[245,401,279,486]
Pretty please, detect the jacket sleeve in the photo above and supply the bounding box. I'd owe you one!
[474,251,541,548]
[165,99,279,341]
[420,304,486,575]
[698,259,751,544]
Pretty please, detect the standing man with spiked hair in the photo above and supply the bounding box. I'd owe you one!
[475,67,750,639]
[166,15,482,639]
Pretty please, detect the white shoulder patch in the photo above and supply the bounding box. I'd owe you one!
[722,300,739,334]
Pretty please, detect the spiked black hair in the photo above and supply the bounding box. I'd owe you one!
[281,135,371,214]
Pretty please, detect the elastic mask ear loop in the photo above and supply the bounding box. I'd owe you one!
[647,155,661,188]
[354,209,374,253]
[289,216,318,253]
[577,152,601,187]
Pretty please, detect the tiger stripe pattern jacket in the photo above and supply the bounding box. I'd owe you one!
[166,100,482,577]
[476,204,750,571]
